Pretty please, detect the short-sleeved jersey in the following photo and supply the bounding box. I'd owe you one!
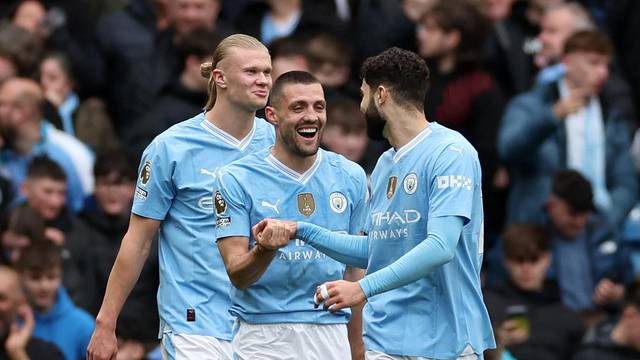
[364,123,495,358]
[215,148,368,324]
[132,112,275,340]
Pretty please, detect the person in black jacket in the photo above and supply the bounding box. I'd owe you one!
[573,278,640,360]
[123,27,221,158]
[484,223,584,360]
[79,151,160,345]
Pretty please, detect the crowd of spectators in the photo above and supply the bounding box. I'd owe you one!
[1,0,640,359]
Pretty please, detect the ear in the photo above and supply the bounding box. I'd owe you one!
[265,106,278,126]
[212,68,226,89]
[376,85,388,106]
[21,180,30,198]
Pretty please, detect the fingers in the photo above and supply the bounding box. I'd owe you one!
[252,219,269,239]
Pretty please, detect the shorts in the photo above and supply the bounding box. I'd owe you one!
[232,321,351,359]
[161,331,233,360]
[365,345,479,360]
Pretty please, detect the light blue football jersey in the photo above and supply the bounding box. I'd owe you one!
[132,112,275,340]
[215,148,368,324]
[364,123,495,358]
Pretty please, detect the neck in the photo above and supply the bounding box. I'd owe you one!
[270,0,300,22]
[270,142,317,174]
[437,52,456,74]
[205,97,256,140]
[384,107,428,150]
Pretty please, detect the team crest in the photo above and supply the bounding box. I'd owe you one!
[139,161,151,186]
[214,190,227,215]
[329,192,347,213]
[386,176,398,199]
[297,193,316,217]
[403,173,418,194]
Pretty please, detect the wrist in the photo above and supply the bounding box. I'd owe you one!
[95,314,117,331]
[255,243,277,254]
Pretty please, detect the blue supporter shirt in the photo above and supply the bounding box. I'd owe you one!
[364,122,494,358]
[215,148,368,324]
[131,112,274,340]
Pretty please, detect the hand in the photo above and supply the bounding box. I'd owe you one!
[255,221,289,251]
[314,280,367,313]
[252,219,297,242]
[5,304,34,360]
[44,227,65,246]
[593,278,625,305]
[86,320,118,360]
[553,88,589,119]
[496,319,529,347]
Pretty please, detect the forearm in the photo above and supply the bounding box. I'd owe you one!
[358,216,463,298]
[96,229,153,329]
[297,222,369,268]
[225,245,278,289]
[344,267,365,360]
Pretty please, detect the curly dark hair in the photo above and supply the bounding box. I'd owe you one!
[359,47,430,110]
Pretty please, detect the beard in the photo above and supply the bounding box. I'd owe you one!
[279,123,321,158]
[364,100,387,141]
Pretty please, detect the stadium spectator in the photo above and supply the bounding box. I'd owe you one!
[15,243,94,360]
[268,35,310,81]
[0,264,64,360]
[484,223,584,360]
[79,151,159,344]
[21,156,104,315]
[545,170,632,313]
[124,27,220,157]
[39,51,119,154]
[235,0,346,46]
[573,278,640,360]
[534,3,636,124]
[0,205,47,265]
[305,31,357,101]
[0,77,94,212]
[0,21,41,81]
[498,30,637,229]
[321,96,386,176]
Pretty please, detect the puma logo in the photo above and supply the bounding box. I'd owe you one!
[261,199,280,214]
[449,146,463,155]
[200,168,218,179]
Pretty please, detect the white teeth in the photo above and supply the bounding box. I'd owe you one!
[298,128,317,134]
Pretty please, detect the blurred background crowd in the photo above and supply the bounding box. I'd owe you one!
[1,0,640,359]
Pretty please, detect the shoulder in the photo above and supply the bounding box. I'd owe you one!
[254,117,276,141]
[429,123,478,158]
[323,150,367,185]
[26,338,65,360]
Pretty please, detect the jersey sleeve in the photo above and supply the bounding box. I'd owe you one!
[427,143,478,222]
[214,169,251,240]
[131,139,176,220]
[349,165,369,235]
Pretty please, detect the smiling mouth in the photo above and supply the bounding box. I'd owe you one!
[297,127,318,139]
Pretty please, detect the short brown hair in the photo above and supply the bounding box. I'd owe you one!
[15,242,62,276]
[503,224,551,262]
[563,30,613,56]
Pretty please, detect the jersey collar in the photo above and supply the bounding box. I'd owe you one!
[265,149,323,185]
[392,125,433,163]
[200,116,257,150]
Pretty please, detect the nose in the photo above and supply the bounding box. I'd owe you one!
[256,72,269,86]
